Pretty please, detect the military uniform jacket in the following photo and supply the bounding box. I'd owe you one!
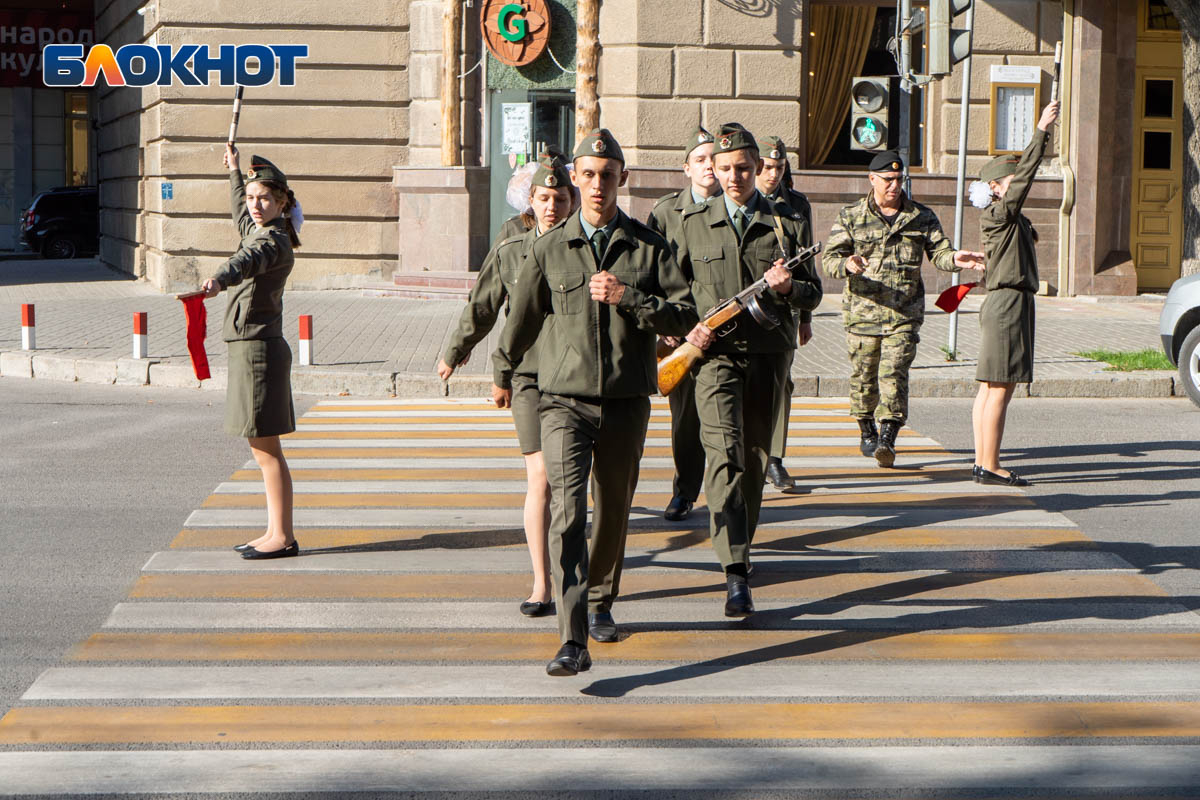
[494,209,697,398]
[444,229,541,379]
[674,193,822,355]
[495,214,527,244]
[212,170,295,342]
[981,129,1047,294]
[767,186,814,323]
[822,193,957,335]
[647,189,713,254]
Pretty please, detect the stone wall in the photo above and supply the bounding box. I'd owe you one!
[93,0,410,292]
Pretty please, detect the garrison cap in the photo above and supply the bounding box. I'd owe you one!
[538,144,569,167]
[713,123,758,155]
[868,150,904,173]
[760,135,788,161]
[531,158,571,190]
[244,155,287,186]
[574,128,625,164]
[980,154,1020,183]
[685,126,715,157]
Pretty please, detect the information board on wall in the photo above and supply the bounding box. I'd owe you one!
[989,65,1042,155]
[501,102,532,156]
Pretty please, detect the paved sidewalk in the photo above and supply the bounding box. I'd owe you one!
[0,257,1180,398]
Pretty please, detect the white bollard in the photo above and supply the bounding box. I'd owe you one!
[132,312,148,359]
[21,304,34,350]
[298,314,313,366]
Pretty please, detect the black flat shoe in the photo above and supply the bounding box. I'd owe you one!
[971,465,983,483]
[663,495,694,522]
[233,542,257,552]
[588,611,619,643]
[546,642,591,676]
[241,541,300,560]
[520,600,554,617]
[976,467,1030,487]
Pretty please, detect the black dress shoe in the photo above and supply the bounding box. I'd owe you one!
[664,495,694,521]
[724,576,755,618]
[976,467,1031,487]
[588,611,619,643]
[765,459,793,489]
[241,541,299,560]
[233,542,255,552]
[546,642,591,676]
[520,600,554,617]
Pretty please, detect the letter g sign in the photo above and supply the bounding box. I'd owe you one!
[497,4,527,42]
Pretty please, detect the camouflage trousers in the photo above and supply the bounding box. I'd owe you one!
[846,329,920,424]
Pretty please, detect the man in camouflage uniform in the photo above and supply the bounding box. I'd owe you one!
[821,151,984,466]
[756,135,813,490]
[647,126,721,522]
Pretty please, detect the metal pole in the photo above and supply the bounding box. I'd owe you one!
[947,2,975,360]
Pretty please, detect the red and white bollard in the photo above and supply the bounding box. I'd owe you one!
[21,304,34,350]
[298,314,313,366]
[132,312,148,359]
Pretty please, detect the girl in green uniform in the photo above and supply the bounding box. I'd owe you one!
[972,101,1059,487]
[437,158,574,615]
[202,145,302,558]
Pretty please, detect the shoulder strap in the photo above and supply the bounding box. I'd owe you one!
[771,212,790,259]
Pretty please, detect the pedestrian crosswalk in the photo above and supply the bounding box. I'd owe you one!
[2,397,1199,795]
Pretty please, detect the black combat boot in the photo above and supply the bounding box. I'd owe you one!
[874,420,900,468]
[857,418,878,458]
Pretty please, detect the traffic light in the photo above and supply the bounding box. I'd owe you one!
[849,76,891,151]
[928,0,972,76]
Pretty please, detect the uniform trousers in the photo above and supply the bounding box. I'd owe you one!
[539,392,651,646]
[668,372,705,502]
[769,348,795,459]
[846,328,920,425]
[694,351,789,570]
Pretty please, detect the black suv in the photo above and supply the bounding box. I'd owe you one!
[18,186,99,259]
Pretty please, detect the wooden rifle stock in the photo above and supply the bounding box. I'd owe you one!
[656,302,742,396]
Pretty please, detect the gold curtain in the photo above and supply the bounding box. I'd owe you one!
[806,5,878,166]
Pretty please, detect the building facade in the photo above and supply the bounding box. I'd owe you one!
[1,0,1183,296]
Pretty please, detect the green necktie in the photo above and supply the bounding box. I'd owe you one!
[591,228,609,265]
[732,208,748,240]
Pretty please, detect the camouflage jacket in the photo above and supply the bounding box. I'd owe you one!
[212,170,295,342]
[444,228,543,379]
[494,209,697,398]
[822,192,958,335]
[981,128,1047,293]
[674,192,822,354]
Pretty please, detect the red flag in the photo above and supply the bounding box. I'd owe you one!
[935,282,979,313]
[179,294,211,380]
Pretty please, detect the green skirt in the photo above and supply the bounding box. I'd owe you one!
[510,373,542,454]
[224,338,296,438]
[977,288,1035,384]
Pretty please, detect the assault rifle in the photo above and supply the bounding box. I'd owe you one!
[657,241,823,396]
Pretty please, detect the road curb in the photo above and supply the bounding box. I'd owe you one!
[0,350,1187,399]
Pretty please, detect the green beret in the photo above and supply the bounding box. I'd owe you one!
[868,150,904,173]
[760,135,788,161]
[244,155,287,186]
[531,159,571,190]
[713,123,758,156]
[980,154,1020,183]
[574,128,625,164]
[686,126,715,157]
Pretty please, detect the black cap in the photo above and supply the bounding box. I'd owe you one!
[868,150,904,173]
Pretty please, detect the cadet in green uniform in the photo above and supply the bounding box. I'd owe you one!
[972,101,1059,487]
[493,129,697,676]
[756,135,814,490]
[677,123,823,617]
[495,145,573,244]
[821,151,984,467]
[646,126,721,522]
[438,158,574,615]
[201,146,302,560]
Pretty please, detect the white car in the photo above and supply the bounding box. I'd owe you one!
[1160,272,1200,407]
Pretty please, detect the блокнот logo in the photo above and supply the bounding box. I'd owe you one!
[42,43,308,87]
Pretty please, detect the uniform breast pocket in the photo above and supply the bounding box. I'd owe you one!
[898,232,925,264]
[691,247,725,285]
[548,272,587,315]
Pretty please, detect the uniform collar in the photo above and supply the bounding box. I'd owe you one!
[578,209,620,241]
[865,191,915,224]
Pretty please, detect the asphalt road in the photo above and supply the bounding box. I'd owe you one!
[2,379,1197,722]
[0,377,316,716]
